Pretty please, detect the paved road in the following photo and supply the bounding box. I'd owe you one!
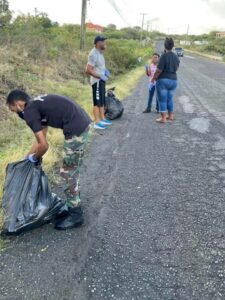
[1,53,225,300]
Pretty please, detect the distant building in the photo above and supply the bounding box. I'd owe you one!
[193,40,209,45]
[216,32,225,38]
[86,22,104,33]
[180,40,191,46]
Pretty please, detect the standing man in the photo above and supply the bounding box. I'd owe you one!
[6,90,92,230]
[86,35,112,129]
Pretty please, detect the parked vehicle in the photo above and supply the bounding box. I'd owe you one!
[174,47,184,57]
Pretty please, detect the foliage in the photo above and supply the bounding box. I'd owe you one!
[173,31,225,57]
[106,24,117,30]
[105,39,139,74]
[0,0,11,27]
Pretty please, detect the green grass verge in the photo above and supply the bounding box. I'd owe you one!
[0,66,144,234]
[0,237,7,250]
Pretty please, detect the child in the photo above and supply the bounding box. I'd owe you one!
[143,53,160,113]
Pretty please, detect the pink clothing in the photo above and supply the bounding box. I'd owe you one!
[149,63,157,84]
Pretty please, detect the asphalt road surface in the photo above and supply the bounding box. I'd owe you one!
[1,53,225,300]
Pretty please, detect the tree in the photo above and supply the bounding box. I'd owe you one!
[0,0,12,27]
[107,24,117,30]
[120,27,140,40]
[208,31,217,40]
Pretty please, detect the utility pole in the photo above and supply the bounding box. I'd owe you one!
[140,13,147,43]
[80,0,87,51]
[185,24,190,42]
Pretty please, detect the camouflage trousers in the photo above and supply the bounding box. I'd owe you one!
[60,124,92,207]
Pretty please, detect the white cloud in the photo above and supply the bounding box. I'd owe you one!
[202,0,225,18]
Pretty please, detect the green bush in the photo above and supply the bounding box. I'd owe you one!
[105,39,137,74]
[0,11,153,91]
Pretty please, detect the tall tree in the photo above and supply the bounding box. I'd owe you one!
[0,0,12,27]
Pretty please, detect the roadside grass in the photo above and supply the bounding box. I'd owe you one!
[0,236,9,251]
[0,237,5,250]
[185,47,224,62]
[0,66,144,232]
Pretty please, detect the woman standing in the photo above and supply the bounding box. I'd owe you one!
[152,38,180,123]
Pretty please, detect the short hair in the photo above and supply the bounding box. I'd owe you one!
[152,53,160,58]
[164,37,174,50]
[6,89,31,105]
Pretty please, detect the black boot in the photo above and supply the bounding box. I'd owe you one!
[54,207,84,230]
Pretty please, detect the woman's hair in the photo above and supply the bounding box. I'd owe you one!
[6,89,31,105]
[164,37,174,51]
[152,53,160,58]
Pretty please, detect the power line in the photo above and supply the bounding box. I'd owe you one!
[106,0,131,26]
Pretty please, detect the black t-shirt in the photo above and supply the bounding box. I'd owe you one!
[18,94,92,138]
[157,52,180,80]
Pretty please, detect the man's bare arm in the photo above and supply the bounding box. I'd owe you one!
[27,127,48,158]
[86,64,101,79]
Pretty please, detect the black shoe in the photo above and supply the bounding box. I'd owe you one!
[54,207,84,230]
[143,109,151,113]
[54,208,70,221]
[0,229,15,236]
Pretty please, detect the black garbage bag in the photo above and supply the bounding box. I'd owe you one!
[1,160,68,235]
[105,87,124,120]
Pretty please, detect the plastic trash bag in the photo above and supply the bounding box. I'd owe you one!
[105,87,124,120]
[1,160,68,235]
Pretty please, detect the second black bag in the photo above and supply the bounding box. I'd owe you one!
[105,87,124,120]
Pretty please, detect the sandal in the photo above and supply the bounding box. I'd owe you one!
[156,118,166,123]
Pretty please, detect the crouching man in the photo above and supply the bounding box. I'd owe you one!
[6,90,92,230]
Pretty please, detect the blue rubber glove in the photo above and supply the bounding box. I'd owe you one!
[27,153,38,163]
[105,69,110,77]
[100,75,108,82]
[145,64,149,71]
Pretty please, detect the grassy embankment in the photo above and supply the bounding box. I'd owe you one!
[185,46,224,62]
[180,32,225,62]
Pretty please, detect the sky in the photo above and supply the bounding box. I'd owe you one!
[8,0,225,35]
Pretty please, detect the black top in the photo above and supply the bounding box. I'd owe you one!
[157,52,180,80]
[18,94,92,138]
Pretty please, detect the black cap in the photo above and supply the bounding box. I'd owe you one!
[94,35,107,44]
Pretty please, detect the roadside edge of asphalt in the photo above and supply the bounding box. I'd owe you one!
[185,49,224,64]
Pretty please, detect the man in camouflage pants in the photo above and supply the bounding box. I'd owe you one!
[6,90,92,230]
[61,126,92,208]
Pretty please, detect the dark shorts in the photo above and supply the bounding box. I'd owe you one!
[92,80,106,107]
